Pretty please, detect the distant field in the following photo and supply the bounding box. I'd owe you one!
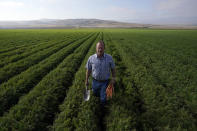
[0,29,196,130]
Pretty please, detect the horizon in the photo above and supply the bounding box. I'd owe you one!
[0,0,197,25]
[0,18,197,26]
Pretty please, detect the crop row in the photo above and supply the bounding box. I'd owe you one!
[108,32,196,129]
[0,32,89,61]
[111,32,197,126]
[0,35,47,53]
[0,30,64,49]
[0,31,89,58]
[0,33,93,84]
[55,32,140,131]
[71,33,105,131]
[51,32,139,131]
[51,32,102,131]
[0,37,75,67]
[102,33,144,130]
[0,32,99,131]
[0,30,87,54]
[0,44,30,54]
[111,31,196,70]
[0,41,44,59]
[0,32,96,116]
[0,29,196,130]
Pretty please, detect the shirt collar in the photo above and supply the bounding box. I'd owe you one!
[96,53,106,58]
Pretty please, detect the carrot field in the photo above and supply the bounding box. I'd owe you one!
[0,29,196,130]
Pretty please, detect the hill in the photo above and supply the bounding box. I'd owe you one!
[0,19,197,29]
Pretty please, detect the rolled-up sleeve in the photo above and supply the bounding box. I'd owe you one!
[85,57,92,70]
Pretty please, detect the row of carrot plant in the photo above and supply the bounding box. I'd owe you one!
[51,32,102,131]
[0,33,93,84]
[108,31,197,130]
[0,29,196,130]
[0,32,99,131]
[0,30,79,49]
[0,32,89,67]
[0,32,96,116]
[0,31,89,58]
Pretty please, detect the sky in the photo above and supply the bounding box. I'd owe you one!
[0,0,197,24]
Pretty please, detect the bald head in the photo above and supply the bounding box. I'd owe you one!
[96,40,105,58]
[96,40,105,48]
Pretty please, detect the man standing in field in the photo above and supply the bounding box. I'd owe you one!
[85,40,116,105]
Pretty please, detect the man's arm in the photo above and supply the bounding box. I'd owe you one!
[85,69,91,86]
[85,56,92,86]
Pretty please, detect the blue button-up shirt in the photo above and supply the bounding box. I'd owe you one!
[86,53,115,80]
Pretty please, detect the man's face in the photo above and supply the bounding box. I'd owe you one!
[96,43,104,57]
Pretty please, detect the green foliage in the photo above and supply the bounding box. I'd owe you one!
[0,32,99,130]
[51,33,101,131]
[0,33,94,116]
[107,29,197,130]
[0,29,196,130]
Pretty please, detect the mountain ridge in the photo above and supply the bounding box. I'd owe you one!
[0,19,196,29]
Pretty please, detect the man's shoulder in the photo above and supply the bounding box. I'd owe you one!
[88,54,96,60]
[90,54,96,58]
[88,53,113,60]
[105,53,113,59]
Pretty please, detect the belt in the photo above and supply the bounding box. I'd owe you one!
[93,77,109,82]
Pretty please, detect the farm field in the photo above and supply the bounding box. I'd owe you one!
[0,29,196,130]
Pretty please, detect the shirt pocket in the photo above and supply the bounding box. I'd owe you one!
[104,61,110,72]
[92,62,99,71]
[92,63,96,71]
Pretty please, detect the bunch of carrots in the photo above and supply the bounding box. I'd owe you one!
[106,82,114,100]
